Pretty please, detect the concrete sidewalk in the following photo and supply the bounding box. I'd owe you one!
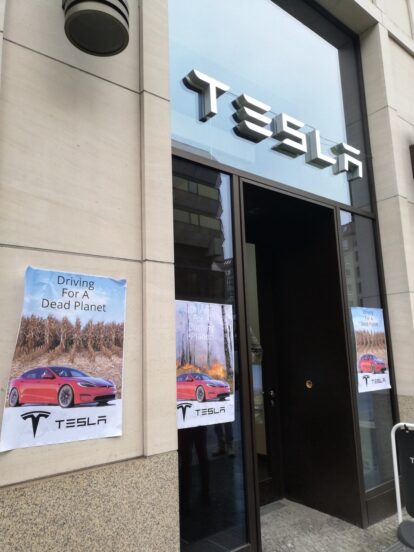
[261,500,410,552]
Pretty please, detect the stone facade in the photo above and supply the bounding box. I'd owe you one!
[0,452,179,552]
[0,0,414,550]
[0,0,178,550]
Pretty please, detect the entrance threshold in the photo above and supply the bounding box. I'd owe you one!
[260,499,400,551]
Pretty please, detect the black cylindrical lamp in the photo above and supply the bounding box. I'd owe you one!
[62,0,129,56]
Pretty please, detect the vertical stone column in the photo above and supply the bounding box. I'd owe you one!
[361,22,414,419]
[0,0,6,83]
[139,0,177,456]
[0,0,179,549]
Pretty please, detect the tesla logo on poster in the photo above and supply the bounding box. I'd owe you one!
[177,403,192,422]
[21,411,51,437]
[176,300,235,429]
[0,266,126,452]
[350,307,391,393]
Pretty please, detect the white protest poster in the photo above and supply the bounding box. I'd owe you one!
[176,300,235,429]
[351,307,391,393]
[0,266,126,451]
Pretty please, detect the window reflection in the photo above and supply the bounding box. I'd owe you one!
[174,158,247,551]
[340,211,394,489]
[340,212,380,307]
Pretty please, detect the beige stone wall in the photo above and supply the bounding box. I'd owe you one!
[358,12,414,409]
[0,0,178,547]
[398,394,414,422]
[317,0,414,42]
[0,0,4,79]
[0,451,179,552]
[386,36,414,407]
[1,0,413,547]
[380,0,413,38]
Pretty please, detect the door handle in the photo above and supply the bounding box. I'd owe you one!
[268,389,276,407]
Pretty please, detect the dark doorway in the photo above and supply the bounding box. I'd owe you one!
[243,183,363,526]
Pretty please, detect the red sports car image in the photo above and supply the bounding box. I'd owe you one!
[358,354,387,374]
[8,366,116,408]
[177,372,230,402]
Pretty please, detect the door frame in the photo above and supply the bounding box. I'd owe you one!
[237,175,369,528]
[173,146,399,546]
[240,181,364,514]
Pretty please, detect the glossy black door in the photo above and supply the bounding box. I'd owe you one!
[244,183,363,525]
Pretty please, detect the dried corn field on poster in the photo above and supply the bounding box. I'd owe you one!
[176,300,235,429]
[0,266,126,451]
[351,307,391,394]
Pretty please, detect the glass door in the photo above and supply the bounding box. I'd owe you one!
[173,157,251,551]
[244,241,283,505]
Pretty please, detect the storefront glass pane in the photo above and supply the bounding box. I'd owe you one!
[340,212,394,489]
[169,0,370,207]
[174,158,248,550]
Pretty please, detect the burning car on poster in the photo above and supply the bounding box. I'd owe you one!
[176,372,230,402]
[176,301,235,428]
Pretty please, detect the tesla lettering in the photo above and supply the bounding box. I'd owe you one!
[183,69,363,181]
[233,94,273,143]
[55,416,107,429]
[195,407,226,416]
[332,143,363,180]
[306,129,336,168]
[273,113,307,156]
[183,69,230,122]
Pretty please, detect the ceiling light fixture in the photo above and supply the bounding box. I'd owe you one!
[62,0,129,56]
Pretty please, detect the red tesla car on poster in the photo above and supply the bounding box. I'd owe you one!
[177,372,230,402]
[8,366,116,408]
[358,354,387,374]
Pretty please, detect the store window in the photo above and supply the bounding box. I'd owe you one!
[340,212,394,489]
[169,0,371,209]
[170,0,395,538]
[173,158,248,551]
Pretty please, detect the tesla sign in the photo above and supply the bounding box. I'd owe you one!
[183,69,363,181]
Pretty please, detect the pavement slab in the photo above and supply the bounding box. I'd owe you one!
[261,500,410,552]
